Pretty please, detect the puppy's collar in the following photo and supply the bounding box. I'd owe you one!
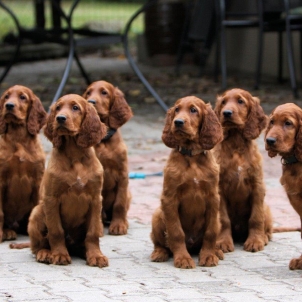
[177,146,206,157]
[281,155,299,165]
[101,128,116,142]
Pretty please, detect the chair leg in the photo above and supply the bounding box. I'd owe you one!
[214,37,219,83]
[198,41,206,77]
[74,52,91,85]
[278,31,283,83]
[285,22,298,98]
[220,25,227,90]
[255,26,264,90]
[175,0,193,76]
[175,41,188,76]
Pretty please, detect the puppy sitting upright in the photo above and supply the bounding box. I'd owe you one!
[265,103,302,270]
[214,88,272,253]
[150,96,224,269]
[27,94,108,267]
[0,85,47,242]
[83,81,133,235]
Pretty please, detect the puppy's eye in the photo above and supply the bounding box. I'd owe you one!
[56,105,60,111]
[73,105,79,111]
[86,91,91,96]
[20,95,26,100]
[270,120,274,125]
[4,94,9,100]
[238,99,244,104]
[175,107,179,113]
[285,121,292,126]
[221,100,225,105]
[190,107,197,113]
[101,90,107,95]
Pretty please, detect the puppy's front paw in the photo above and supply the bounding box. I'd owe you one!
[151,247,169,262]
[174,254,196,269]
[87,253,109,268]
[289,256,302,270]
[216,237,234,253]
[199,250,220,267]
[50,251,71,265]
[244,236,264,252]
[2,229,17,241]
[109,220,128,235]
[36,249,52,264]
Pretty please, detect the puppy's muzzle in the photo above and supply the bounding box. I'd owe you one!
[223,110,233,118]
[5,102,15,111]
[266,137,276,146]
[174,119,184,128]
[88,99,96,105]
[56,115,67,124]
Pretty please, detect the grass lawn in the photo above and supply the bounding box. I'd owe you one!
[0,0,144,39]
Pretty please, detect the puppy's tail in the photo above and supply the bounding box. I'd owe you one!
[9,242,30,249]
[273,227,301,233]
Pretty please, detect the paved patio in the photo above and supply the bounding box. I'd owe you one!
[0,55,302,301]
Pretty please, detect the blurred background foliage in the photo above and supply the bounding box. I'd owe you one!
[0,0,145,40]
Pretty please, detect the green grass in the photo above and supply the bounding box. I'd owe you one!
[0,0,144,39]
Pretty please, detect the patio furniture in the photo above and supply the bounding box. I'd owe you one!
[0,0,122,105]
[176,0,302,98]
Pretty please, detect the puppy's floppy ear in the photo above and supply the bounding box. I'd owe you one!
[77,103,107,148]
[200,103,223,150]
[294,116,302,161]
[162,107,178,148]
[27,92,47,135]
[0,92,7,134]
[264,112,278,158]
[108,87,133,129]
[214,94,223,118]
[243,96,267,140]
[44,103,63,148]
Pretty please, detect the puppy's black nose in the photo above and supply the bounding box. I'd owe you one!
[223,110,233,118]
[266,137,276,146]
[174,119,184,127]
[88,99,96,105]
[5,103,14,110]
[56,115,67,124]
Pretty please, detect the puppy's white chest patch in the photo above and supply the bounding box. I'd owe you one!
[76,176,85,188]
[66,162,89,188]
[193,178,199,185]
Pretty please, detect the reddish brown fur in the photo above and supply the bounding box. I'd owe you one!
[265,103,302,269]
[27,94,109,267]
[83,81,133,235]
[150,96,224,269]
[0,85,47,242]
[214,88,272,253]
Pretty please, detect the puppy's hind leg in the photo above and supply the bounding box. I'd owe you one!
[150,208,170,262]
[27,205,51,264]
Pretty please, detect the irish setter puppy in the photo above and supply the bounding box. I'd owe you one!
[83,80,133,235]
[0,85,47,242]
[150,96,224,269]
[214,88,272,253]
[27,94,108,267]
[265,103,302,270]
